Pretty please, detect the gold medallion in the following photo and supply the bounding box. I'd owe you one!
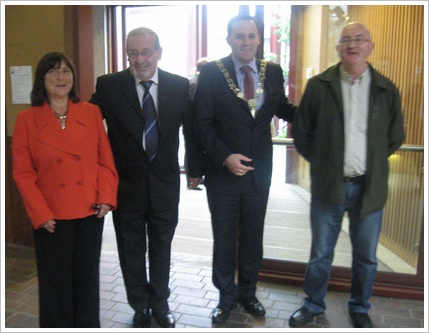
[215,59,267,118]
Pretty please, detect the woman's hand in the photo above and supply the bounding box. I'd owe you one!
[41,219,56,233]
[93,203,112,218]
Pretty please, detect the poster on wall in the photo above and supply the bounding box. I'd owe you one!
[10,66,32,104]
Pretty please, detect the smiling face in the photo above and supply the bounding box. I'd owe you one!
[44,61,73,100]
[227,19,260,64]
[127,33,162,81]
[337,23,374,73]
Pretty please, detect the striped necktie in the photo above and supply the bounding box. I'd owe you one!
[140,80,159,162]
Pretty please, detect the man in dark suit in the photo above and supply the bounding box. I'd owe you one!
[90,27,202,328]
[193,14,296,324]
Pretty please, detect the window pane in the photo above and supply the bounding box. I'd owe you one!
[123,5,196,78]
[206,5,239,60]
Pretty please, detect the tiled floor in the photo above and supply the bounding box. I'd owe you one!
[3,147,425,330]
[3,242,425,330]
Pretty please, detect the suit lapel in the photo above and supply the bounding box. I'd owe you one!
[222,56,253,116]
[222,56,239,88]
[121,69,144,119]
[157,69,167,130]
[157,69,178,137]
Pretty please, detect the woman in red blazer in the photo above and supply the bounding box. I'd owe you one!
[12,52,118,328]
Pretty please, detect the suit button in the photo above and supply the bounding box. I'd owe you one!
[73,155,81,161]
[56,158,63,164]
[58,183,66,189]
[76,180,84,186]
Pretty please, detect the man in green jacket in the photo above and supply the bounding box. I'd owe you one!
[289,22,404,329]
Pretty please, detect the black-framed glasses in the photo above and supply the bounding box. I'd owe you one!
[339,37,370,46]
[127,48,158,59]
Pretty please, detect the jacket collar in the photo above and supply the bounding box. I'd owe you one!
[321,62,391,91]
[36,101,89,155]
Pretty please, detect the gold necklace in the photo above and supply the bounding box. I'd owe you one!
[51,108,68,129]
[215,59,267,117]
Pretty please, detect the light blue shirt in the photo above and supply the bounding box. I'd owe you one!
[231,55,265,107]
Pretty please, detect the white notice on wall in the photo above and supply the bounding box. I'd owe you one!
[10,66,32,104]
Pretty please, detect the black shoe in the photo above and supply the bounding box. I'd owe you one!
[349,312,373,328]
[289,306,320,327]
[152,310,175,328]
[239,296,266,316]
[133,309,151,328]
[211,303,236,324]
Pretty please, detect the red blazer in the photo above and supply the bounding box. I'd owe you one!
[12,101,118,229]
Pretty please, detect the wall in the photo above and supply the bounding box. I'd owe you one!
[4,5,72,135]
[301,5,323,91]
[293,5,324,192]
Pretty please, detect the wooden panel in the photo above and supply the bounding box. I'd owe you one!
[5,137,34,247]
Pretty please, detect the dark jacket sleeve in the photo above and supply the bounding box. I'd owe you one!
[291,79,315,162]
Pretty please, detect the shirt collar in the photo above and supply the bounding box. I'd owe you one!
[231,54,257,74]
[340,64,369,84]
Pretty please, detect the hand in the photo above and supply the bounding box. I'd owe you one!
[188,177,202,189]
[41,219,56,233]
[93,203,112,218]
[224,154,255,176]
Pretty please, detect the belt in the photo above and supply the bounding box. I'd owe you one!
[344,175,365,183]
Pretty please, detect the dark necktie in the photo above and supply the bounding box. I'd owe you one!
[140,80,159,162]
[240,65,254,100]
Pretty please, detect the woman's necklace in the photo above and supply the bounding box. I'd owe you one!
[51,107,68,129]
[215,59,267,117]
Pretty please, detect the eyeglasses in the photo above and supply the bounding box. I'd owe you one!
[127,48,158,59]
[339,37,370,46]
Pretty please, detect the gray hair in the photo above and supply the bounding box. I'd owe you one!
[126,27,161,49]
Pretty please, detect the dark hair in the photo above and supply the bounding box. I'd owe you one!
[227,14,259,36]
[30,51,79,106]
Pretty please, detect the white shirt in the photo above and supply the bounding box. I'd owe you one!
[135,68,159,112]
[340,65,371,177]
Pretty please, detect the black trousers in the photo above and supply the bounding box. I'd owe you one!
[206,186,269,306]
[112,205,178,313]
[33,215,104,328]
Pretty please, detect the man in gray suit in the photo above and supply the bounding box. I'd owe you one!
[90,27,202,328]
